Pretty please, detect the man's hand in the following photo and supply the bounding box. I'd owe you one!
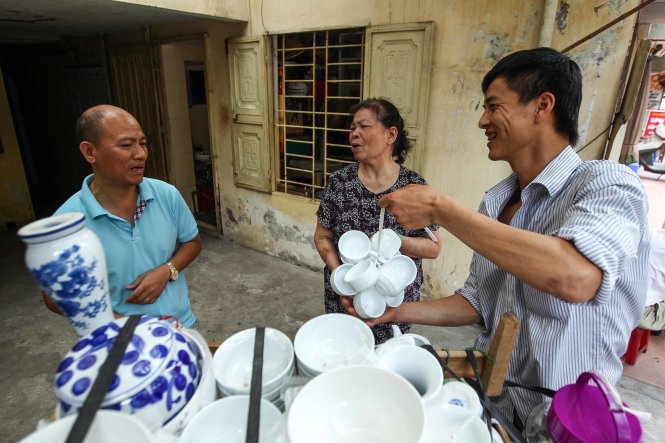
[341,295,400,328]
[378,184,442,230]
[365,307,399,328]
[125,265,170,305]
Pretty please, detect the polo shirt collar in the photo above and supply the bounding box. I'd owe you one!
[80,174,155,219]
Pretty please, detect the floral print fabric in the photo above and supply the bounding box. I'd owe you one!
[316,163,438,344]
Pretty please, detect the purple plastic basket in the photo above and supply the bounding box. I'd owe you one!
[547,372,642,443]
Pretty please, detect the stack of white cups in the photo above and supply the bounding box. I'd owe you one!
[331,229,417,319]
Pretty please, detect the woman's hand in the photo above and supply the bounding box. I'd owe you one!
[340,295,356,315]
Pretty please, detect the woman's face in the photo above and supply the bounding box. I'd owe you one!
[349,108,395,163]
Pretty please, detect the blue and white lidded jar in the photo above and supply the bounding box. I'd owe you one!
[18,212,113,337]
[54,315,202,428]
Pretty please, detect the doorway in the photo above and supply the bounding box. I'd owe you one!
[159,39,220,233]
[0,37,111,219]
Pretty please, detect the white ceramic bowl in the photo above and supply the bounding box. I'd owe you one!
[219,364,296,403]
[19,410,155,443]
[354,286,387,319]
[338,230,371,264]
[370,229,402,259]
[287,365,426,443]
[55,316,201,427]
[344,258,379,292]
[179,395,285,443]
[330,263,358,296]
[421,404,490,443]
[296,361,319,378]
[294,313,375,375]
[213,327,294,395]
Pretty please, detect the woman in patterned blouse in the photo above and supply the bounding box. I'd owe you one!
[314,98,442,344]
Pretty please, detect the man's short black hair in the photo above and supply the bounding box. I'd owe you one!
[481,47,582,146]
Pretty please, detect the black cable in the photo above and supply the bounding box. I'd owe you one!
[575,116,617,154]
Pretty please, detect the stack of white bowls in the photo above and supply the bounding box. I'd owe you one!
[212,327,294,410]
[331,229,417,319]
[293,313,375,378]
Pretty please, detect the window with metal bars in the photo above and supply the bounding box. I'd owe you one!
[274,28,364,198]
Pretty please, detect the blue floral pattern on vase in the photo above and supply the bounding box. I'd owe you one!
[30,245,109,333]
[55,316,202,426]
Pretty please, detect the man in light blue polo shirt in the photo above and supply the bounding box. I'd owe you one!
[44,105,202,328]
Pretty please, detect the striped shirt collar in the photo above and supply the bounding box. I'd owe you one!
[486,146,580,203]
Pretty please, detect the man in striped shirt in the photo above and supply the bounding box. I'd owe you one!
[363,47,650,427]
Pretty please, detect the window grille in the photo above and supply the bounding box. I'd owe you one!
[274,28,364,198]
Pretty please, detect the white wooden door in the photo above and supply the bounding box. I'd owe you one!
[364,23,434,173]
[228,36,273,192]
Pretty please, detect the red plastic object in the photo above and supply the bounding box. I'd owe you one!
[623,327,650,366]
[196,185,215,213]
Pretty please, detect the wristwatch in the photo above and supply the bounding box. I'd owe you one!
[166,262,179,282]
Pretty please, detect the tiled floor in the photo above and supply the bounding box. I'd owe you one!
[624,168,665,389]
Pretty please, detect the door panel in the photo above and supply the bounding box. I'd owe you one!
[109,46,169,182]
[364,23,434,173]
[228,36,272,192]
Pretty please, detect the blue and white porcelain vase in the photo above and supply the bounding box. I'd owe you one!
[18,212,113,337]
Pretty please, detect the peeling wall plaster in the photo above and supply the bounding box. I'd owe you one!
[474,30,512,62]
[556,1,570,33]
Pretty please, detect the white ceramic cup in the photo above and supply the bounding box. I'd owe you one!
[329,263,357,296]
[353,286,387,319]
[344,258,379,292]
[377,345,443,404]
[371,228,402,259]
[338,230,371,264]
[375,273,398,297]
[377,255,417,294]
[385,290,405,308]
